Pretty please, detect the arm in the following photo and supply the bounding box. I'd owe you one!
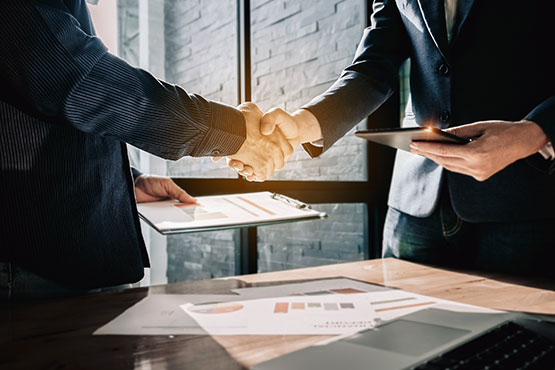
[229,0,410,178]
[294,0,411,154]
[0,2,244,160]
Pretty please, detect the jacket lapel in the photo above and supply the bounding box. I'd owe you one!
[450,0,477,45]
[416,0,449,60]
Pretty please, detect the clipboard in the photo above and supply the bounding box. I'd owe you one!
[137,191,328,235]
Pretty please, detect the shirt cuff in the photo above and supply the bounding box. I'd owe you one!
[131,168,143,182]
[191,101,246,157]
[538,141,554,160]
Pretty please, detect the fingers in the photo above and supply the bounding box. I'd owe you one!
[411,148,492,181]
[240,165,254,177]
[164,179,197,204]
[410,140,471,158]
[446,121,489,139]
[238,102,263,117]
[261,107,299,139]
[227,159,245,172]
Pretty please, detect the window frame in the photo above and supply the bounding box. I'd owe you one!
[170,0,399,275]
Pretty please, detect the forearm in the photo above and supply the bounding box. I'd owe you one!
[64,53,246,160]
[0,2,246,161]
[300,0,409,153]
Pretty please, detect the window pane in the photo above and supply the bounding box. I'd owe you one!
[164,0,239,178]
[167,230,236,281]
[258,203,367,273]
[251,0,368,181]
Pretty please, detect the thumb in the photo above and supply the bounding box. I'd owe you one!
[261,107,299,139]
[446,122,489,139]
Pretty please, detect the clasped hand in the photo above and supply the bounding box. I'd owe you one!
[214,104,322,181]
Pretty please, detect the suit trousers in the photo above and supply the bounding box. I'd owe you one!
[382,185,555,278]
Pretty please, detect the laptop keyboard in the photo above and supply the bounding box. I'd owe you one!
[413,321,554,370]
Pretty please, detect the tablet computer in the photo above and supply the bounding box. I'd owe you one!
[355,126,470,152]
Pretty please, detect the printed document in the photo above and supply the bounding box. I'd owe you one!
[138,191,326,234]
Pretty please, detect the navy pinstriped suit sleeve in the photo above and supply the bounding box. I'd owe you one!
[0,0,246,290]
[0,1,246,159]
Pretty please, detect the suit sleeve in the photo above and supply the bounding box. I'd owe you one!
[525,96,555,174]
[302,0,410,156]
[0,2,245,160]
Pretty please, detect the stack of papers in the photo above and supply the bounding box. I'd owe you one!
[94,278,496,336]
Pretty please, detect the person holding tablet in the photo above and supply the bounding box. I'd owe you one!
[228,0,555,276]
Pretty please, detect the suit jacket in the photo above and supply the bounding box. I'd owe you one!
[0,1,246,288]
[304,0,555,222]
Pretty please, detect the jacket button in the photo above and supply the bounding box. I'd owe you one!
[211,149,221,156]
[437,63,449,76]
[440,111,451,123]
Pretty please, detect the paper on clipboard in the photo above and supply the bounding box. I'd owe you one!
[137,191,327,234]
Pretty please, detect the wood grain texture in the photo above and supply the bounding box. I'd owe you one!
[2,258,554,369]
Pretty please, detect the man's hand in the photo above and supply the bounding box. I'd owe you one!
[214,102,294,181]
[134,174,197,204]
[227,107,323,179]
[409,120,548,181]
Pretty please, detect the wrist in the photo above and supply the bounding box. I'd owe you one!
[520,120,548,153]
[293,109,323,143]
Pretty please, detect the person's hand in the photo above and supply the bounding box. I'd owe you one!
[214,102,294,181]
[409,120,549,181]
[134,174,197,204]
[227,107,323,178]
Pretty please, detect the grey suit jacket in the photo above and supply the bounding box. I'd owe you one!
[303,0,554,222]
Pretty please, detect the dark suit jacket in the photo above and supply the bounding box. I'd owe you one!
[304,0,554,222]
[0,1,246,288]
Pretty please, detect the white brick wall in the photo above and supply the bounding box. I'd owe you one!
[118,0,368,281]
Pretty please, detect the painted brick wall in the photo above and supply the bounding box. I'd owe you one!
[250,0,368,269]
[163,0,239,282]
[164,0,239,179]
[250,0,368,182]
[117,0,369,282]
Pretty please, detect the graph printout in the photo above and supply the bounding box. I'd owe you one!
[181,294,379,335]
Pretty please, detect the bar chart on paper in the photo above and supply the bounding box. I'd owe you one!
[181,294,378,335]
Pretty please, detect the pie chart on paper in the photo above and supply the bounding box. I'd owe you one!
[189,302,244,314]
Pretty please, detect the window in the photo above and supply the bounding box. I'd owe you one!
[89,0,396,284]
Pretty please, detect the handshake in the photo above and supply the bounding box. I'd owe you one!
[213,102,323,182]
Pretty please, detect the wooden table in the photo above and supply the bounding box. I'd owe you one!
[2,258,554,369]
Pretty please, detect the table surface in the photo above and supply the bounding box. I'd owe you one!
[2,258,554,369]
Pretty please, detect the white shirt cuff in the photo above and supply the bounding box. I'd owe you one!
[539,141,555,160]
[310,139,324,147]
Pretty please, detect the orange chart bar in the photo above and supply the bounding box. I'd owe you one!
[274,302,289,314]
[237,196,276,215]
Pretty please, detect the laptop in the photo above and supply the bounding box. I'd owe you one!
[253,309,555,370]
